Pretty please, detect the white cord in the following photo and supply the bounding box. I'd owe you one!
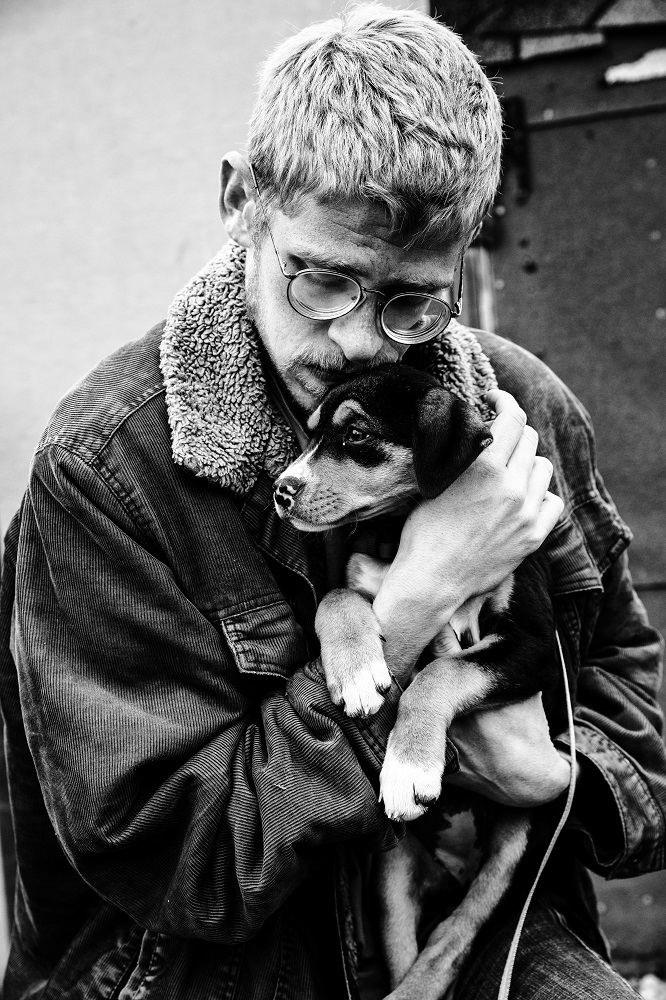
[497,630,577,1000]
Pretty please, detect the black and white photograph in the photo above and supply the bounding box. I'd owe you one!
[1,2,665,998]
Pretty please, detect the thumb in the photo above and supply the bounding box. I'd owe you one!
[429,623,462,658]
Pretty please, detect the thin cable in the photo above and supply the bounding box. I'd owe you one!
[497,630,577,1000]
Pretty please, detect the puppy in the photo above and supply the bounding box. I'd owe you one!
[273,363,559,993]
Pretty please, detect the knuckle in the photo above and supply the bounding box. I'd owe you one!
[504,485,526,509]
[476,449,502,477]
[502,406,527,430]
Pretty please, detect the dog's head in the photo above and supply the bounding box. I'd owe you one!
[273,364,492,531]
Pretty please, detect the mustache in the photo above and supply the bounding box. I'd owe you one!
[287,351,398,379]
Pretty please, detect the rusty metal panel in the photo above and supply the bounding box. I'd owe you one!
[491,83,666,585]
[493,28,666,121]
[475,1,609,34]
[598,0,666,28]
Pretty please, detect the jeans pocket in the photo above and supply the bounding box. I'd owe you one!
[114,930,165,1000]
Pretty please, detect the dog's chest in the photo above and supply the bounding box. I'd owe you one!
[449,574,515,647]
[414,788,498,890]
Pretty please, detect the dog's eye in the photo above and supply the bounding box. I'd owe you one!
[344,426,372,446]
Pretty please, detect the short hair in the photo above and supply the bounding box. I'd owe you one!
[247,4,502,249]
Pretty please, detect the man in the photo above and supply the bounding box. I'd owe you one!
[0,6,664,999]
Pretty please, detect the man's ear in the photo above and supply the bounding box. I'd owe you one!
[412,387,492,498]
[219,151,256,248]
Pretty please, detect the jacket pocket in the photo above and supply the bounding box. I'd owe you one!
[217,601,308,680]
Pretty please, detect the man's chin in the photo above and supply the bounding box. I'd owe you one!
[286,360,401,415]
[286,373,340,416]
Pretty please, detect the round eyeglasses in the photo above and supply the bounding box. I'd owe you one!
[249,166,464,345]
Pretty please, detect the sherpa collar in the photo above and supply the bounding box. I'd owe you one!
[160,241,498,497]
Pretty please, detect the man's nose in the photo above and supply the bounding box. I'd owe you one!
[326,300,388,363]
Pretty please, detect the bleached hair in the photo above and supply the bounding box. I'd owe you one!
[247,4,502,248]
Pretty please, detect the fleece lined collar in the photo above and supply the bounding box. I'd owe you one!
[160,241,498,497]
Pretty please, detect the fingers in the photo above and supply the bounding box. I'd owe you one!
[536,491,565,535]
[429,623,462,658]
[505,425,539,490]
[486,393,565,531]
[485,390,527,465]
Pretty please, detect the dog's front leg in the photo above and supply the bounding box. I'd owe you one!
[380,650,498,820]
[315,589,392,717]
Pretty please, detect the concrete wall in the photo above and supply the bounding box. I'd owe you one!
[0,0,426,531]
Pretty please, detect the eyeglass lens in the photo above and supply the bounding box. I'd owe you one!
[382,293,450,338]
[287,271,450,340]
[287,271,359,318]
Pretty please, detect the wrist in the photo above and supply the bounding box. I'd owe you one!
[372,581,461,683]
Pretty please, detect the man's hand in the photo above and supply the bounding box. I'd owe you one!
[373,390,564,682]
[445,694,576,806]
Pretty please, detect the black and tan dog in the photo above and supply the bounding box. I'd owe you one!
[273,363,559,993]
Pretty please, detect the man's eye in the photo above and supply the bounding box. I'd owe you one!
[344,426,371,445]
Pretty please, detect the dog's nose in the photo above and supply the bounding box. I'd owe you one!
[273,477,305,510]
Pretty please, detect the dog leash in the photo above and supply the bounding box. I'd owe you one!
[496,629,577,1000]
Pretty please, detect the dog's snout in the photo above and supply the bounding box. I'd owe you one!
[273,476,305,510]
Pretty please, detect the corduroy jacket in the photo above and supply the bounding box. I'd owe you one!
[1,310,664,999]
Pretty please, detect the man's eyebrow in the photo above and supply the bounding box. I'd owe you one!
[287,245,450,293]
[288,245,367,275]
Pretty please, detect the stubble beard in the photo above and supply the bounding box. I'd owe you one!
[244,260,404,416]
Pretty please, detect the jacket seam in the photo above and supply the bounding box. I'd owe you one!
[38,442,154,537]
[35,386,166,466]
[214,599,294,623]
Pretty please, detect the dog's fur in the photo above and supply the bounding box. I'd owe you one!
[273,364,558,994]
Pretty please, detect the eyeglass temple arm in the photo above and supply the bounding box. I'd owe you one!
[247,163,290,276]
[451,256,464,317]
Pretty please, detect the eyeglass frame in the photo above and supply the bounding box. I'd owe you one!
[248,164,464,345]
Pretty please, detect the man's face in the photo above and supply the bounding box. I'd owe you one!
[245,195,464,416]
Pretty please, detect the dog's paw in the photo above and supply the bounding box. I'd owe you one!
[379,745,444,822]
[316,588,391,717]
[328,655,392,717]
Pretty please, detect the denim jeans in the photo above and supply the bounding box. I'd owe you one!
[357,903,638,1000]
[454,904,639,1000]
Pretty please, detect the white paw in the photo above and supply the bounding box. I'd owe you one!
[328,655,392,717]
[379,745,444,821]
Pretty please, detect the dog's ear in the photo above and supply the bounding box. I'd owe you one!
[413,387,492,498]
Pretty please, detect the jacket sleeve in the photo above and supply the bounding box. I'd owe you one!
[11,444,402,943]
[487,335,666,878]
[556,552,666,878]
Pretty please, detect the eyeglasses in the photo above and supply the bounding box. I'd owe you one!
[249,165,463,345]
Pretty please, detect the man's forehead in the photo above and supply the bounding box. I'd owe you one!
[272,193,463,288]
